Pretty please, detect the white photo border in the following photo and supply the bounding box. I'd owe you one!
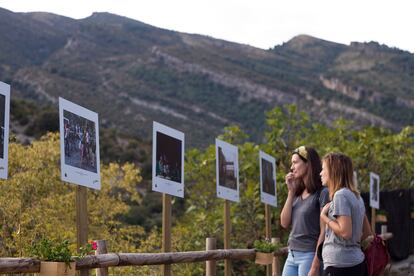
[369,172,380,209]
[259,151,277,207]
[216,139,239,202]
[59,97,101,190]
[152,121,185,198]
[0,82,10,180]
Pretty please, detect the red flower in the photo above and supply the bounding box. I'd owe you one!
[91,241,98,250]
[88,240,98,251]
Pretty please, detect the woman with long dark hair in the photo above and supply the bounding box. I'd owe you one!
[281,146,329,276]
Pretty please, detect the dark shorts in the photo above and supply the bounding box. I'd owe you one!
[324,260,367,276]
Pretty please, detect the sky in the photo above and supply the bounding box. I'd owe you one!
[1,0,413,52]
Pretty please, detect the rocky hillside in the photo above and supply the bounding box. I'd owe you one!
[1,7,414,147]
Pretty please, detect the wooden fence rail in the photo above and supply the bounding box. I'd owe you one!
[0,248,289,274]
[0,232,392,274]
[0,258,40,274]
[1,232,392,274]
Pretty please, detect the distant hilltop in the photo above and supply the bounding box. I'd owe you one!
[1,7,414,147]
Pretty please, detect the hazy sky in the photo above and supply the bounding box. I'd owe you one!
[1,0,413,52]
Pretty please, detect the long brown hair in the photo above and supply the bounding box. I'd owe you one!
[322,152,359,199]
[294,146,323,196]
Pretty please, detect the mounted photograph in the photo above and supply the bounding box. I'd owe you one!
[369,172,380,209]
[152,122,184,198]
[59,97,100,189]
[0,82,10,180]
[216,139,239,202]
[259,151,277,207]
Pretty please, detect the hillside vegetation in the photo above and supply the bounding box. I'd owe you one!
[1,8,414,147]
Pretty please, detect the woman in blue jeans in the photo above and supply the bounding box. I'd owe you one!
[281,146,329,276]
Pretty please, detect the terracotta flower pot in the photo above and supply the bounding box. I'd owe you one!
[36,261,76,276]
[255,252,273,265]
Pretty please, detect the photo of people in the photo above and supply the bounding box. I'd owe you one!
[370,172,380,209]
[156,131,182,183]
[0,81,10,180]
[63,110,97,173]
[216,139,239,202]
[152,122,185,198]
[259,151,277,207]
[59,97,100,190]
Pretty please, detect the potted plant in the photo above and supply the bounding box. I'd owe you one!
[254,239,280,265]
[29,238,76,276]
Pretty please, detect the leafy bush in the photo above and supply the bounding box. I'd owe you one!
[253,239,281,253]
[28,238,73,265]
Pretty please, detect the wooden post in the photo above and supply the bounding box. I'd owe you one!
[271,238,280,276]
[224,200,231,276]
[265,204,271,276]
[371,207,376,234]
[162,194,172,276]
[76,186,88,276]
[265,204,271,239]
[206,238,216,276]
[95,240,108,276]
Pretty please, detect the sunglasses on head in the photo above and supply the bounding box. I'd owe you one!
[293,146,308,162]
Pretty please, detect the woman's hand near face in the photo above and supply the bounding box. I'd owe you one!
[281,172,296,228]
[285,172,296,193]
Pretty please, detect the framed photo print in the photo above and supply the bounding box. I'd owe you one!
[0,82,10,179]
[59,97,100,189]
[152,122,184,198]
[259,151,277,207]
[216,139,239,202]
[369,172,380,209]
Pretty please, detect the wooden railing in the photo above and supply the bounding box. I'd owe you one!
[0,248,289,274]
[0,232,393,275]
[0,258,40,274]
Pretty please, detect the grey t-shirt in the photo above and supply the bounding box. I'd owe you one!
[322,188,365,268]
[288,187,329,251]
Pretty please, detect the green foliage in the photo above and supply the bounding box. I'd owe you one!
[10,99,37,126]
[253,239,281,253]
[0,133,145,260]
[24,109,59,138]
[264,104,310,170]
[1,104,414,275]
[263,105,414,191]
[28,238,73,265]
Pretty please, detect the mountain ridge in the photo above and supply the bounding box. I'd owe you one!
[1,8,413,147]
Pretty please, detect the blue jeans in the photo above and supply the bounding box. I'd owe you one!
[282,250,320,276]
